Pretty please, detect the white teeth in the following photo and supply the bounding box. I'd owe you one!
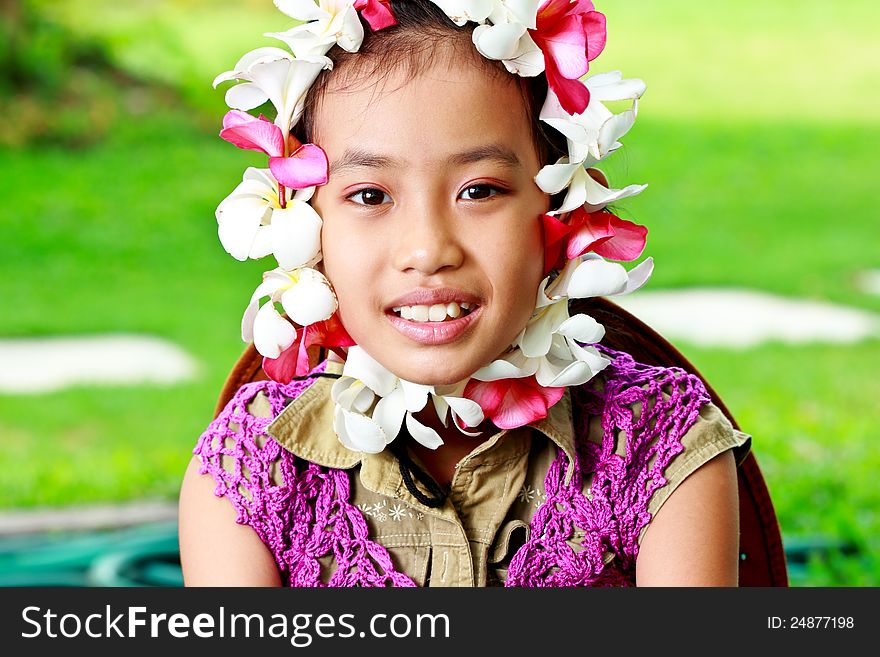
[393,301,474,322]
[411,305,430,322]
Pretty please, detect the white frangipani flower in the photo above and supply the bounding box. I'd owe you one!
[534,71,647,213]
[430,0,495,26]
[331,347,484,453]
[473,252,653,390]
[535,158,648,213]
[216,168,322,271]
[468,0,543,76]
[241,267,338,358]
[540,72,646,163]
[268,0,365,57]
[549,253,655,301]
[212,47,330,136]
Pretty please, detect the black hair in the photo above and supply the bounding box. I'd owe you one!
[294,0,567,170]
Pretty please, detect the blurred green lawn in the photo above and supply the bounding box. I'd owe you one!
[1,0,878,585]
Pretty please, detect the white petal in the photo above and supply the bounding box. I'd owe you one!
[279,269,338,326]
[241,297,259,343]
[581,172,648,211]
[399,380,432,413]
[248,223,276,261]
[568,341,612,374]
[225,82,268,111]
[533,276,556,309]
[216,196,268,261]
[556,313,606,343]
[253,302,296,358]
[587,72,647,102]
[342,347,399,397]
[431,0,494,25]
[372,387,407,442]
[519,300,568,358]
[535,357,593,387]
[273,0,328,22]
[340,408,389,454]
[597,109,636,158]
[269,201,323,270]
[502,32,544,76]
[333,378,365,410]
[472,353,537,381]
[237,46,294,72]
[445,396,484,428]
[535,160,580,195]
[609,257,654,296]
[330,374,352,397]
[242,166,278,191]
[279,57,330,129]
[473,23,527,61]
[505,0,540,28]
[248,58,297,120]
[405,413,444,450]
[335,6,365,52]
[566,258,630,299]
[431,394,450,427]
[265,27,334,58]
[555,167,592,213]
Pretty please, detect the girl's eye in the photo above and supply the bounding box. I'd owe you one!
[459,184,501,201]
[348,188,391,206]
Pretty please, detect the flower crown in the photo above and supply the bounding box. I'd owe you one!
[213,0,651,453]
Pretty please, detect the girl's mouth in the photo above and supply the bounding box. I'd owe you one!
[385,303,481,345]
[389,301,476,322]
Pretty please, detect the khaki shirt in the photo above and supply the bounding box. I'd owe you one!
[251,360,751,587]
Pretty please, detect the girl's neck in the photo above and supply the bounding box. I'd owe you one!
[408,404,497,489]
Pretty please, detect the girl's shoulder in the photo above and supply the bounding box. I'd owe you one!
[569,346,751,544]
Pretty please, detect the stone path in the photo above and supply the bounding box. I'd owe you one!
[611,288,880,348]
[0,500,178,536]
[0,334,199,394]
[855,269,880,296]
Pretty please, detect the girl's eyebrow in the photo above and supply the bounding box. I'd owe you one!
[329,144,522,177]
[448,144,522,169]
[329,148,397,177]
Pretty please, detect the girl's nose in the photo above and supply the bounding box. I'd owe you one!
[392,204,465,276]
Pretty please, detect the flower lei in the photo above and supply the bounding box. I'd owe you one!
[213,0,650,453]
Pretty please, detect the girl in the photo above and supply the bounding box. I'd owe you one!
[178,0,750,587]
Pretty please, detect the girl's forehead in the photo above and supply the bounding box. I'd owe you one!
[313,58,531,145]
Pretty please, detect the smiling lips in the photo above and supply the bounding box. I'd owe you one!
[385,290,482,345]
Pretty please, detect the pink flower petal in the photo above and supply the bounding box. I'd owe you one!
[544,60,592,115]
[263,314,355,383]
[219,110,284,157]
[592,215,648,262]
[269,143,329,190]
[531,0,607,115]
[534,14,590,80]
[354,0,398,31]
[541,213,572,274]
[583,10,607,61]
[464,378,565,430]
[262,331,308,384]
[566,209,614,259]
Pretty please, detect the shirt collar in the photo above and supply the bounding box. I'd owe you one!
[265,361,579,482]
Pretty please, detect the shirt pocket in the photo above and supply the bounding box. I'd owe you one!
[488,520,530,586]
[383,545,431,587]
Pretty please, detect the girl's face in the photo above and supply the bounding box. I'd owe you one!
[313,52,548,385]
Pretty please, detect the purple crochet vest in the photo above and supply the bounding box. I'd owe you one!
[194,347,710,587]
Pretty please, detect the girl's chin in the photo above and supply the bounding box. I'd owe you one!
[365,347,487,386]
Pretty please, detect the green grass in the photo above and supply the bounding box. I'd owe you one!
[2,0,878,586]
